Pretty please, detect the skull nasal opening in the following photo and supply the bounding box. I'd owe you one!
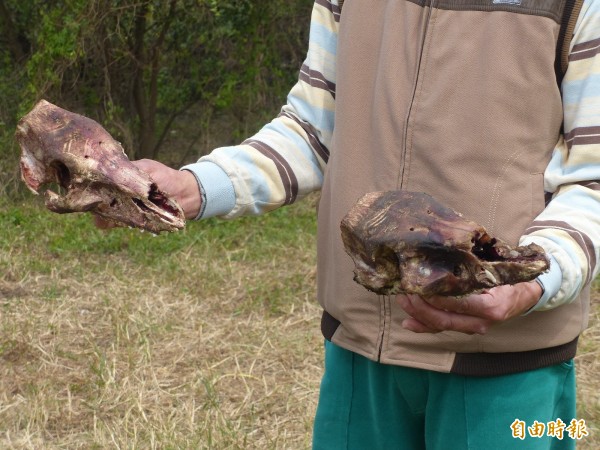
[471,234,502,261]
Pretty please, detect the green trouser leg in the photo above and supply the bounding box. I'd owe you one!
[313,341,577,450]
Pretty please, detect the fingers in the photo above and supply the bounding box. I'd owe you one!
[397,294,493,335]
[132,159,201,220]
[132,159,172,185]
[426,283,541,322]
[131,158,177,198]
[396,282,543,335]
[424,292,503,321]
[401,317,439,333]
[131,158,163,172]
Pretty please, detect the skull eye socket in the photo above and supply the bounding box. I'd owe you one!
[50,161,71,189]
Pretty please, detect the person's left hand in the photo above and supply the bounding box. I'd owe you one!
[396,281,542,335]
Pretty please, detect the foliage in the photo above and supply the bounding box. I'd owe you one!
[0,0,313,190]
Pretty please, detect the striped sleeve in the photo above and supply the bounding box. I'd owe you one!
[183,0,340,217]
[520,0,600,310]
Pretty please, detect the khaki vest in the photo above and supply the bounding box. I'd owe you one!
[317,0,588,375]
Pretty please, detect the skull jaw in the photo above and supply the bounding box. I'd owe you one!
[44,183,185,233]
[93,202,185,234]
[351,247,549,298]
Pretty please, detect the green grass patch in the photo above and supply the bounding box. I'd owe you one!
[0,195,317,272]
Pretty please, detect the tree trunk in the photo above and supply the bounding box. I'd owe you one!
[0,0,29,61]
[131,0,178,160]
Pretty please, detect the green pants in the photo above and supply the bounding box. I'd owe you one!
[313,341,577,450]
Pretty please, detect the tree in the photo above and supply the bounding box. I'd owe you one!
[1,0,312,161]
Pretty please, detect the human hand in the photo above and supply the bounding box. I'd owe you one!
[94,159,201,229]
[132,159,201,219]
[396,281,542,335]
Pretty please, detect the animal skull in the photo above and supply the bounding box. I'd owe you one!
[340,191,549,297]
[16,100,185,233]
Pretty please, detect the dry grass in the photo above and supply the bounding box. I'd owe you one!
[0,195,598,449]
[1,197,323,449]
[0,273,322,449]
[577,290,600,450]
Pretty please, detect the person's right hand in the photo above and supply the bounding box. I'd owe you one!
[132,159,201,219]
[94,158,202,229]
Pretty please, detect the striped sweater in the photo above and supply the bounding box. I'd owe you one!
[183,0,600,312]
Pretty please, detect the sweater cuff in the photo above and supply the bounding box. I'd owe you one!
[528,254,562,312]
[180,161,236,219]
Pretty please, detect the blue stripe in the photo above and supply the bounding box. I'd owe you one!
[564,102,600,121]
[583,0,600,15]
[209,146,274,210]
[287,93,335,136]
[551,185,600,212]
[549,163,600,179]
[546,150,600,179]
[309,22,338,56]
[562,74,600,104]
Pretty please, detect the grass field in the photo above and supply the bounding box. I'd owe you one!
[0,194,598,449]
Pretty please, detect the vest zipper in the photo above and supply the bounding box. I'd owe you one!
[377,295,389,361]
[381,1,436,361]
[399,0,436,188]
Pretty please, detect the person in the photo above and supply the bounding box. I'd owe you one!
[127,1,600,448]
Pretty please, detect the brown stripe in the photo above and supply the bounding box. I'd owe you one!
[570,50,600,63]
[577,180,600,191]
[569,36,600,63]
[564,125,600,141]
[525,220,595,283]
[279,111,331,163]
[315,0,341,22]
[244,139,298,205]
[299,63,336,99]
[567,135,600,149]
[571,36,600,53]
[564,126,600,149]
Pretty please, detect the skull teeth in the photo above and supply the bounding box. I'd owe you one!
[483,268,498,284]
